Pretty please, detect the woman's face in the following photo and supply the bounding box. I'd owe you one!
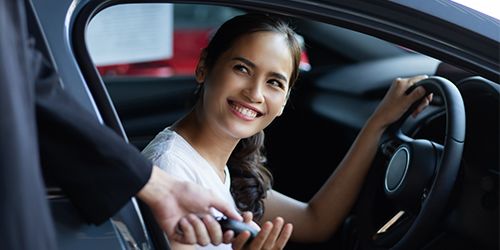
[197,31,293,140]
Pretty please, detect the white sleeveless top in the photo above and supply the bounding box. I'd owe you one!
[142,127,236,250]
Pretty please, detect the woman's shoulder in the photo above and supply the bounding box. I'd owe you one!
[141,127,177,162]
[141,127,197,176]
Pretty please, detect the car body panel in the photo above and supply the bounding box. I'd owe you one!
[22,0,499,249]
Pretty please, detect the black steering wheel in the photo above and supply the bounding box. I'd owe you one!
[353,76,465,250]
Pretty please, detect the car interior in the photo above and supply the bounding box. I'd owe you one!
[28,1,498,250]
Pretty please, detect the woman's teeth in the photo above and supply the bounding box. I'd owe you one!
[232,103,258,118]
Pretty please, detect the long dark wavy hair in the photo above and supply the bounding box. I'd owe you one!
[200,13,302,220]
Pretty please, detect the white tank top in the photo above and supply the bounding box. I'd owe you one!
[142,127,236,250]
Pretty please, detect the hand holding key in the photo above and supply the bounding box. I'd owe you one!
[217,214,259,239]
[229,212,293,250]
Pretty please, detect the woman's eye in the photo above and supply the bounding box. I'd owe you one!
[234,65,249,74]
[268,79,285,89]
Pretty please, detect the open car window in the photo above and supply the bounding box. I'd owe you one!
[87,4,245,77]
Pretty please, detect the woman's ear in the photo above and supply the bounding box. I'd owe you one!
[195,50,207,83]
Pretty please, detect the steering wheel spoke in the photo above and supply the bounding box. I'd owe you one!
[372,211,415,248]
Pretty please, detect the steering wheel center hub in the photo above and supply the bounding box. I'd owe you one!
[385,147,409,193]
[384,140,441,208]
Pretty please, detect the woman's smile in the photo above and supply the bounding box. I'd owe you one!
[228,100,263,121]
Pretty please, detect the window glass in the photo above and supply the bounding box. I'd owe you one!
[87,4,310,78]
[87,4,244,77]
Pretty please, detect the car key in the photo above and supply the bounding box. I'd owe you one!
[216,216,259,240]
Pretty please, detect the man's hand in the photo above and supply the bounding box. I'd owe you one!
[137,166,242,245]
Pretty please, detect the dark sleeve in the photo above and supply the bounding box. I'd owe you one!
[35,54,152,225]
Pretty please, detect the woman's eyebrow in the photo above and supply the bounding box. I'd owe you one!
[270,72,288,83]
[231,56,288,82]
[231,56,256,68]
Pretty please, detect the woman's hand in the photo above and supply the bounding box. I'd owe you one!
[369,75,433,130]
[137,166,242,245]
[231,212,293,250]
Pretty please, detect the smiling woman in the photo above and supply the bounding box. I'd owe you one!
[141,13,301,250]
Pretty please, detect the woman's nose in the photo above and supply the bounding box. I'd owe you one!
[243,82,265,103]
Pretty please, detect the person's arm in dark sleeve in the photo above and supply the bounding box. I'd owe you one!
[34,53,152,225]
[33,52,243,244]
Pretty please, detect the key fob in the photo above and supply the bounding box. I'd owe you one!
[216,216,259,239]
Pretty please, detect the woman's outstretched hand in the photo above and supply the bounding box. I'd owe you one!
[369,75,433,130]
[231,212,293,250]
[137,166,242,245]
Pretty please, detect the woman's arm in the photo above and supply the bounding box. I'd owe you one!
[263,120,383,242]
[262,76,432,242]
